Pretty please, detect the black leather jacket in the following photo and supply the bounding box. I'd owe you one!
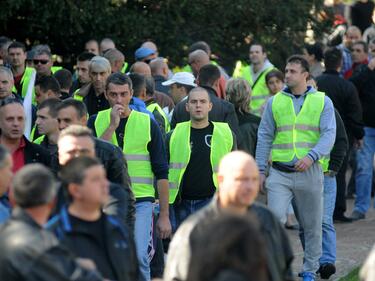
[0,208,103,281]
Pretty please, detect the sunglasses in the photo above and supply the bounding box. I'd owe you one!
[33,59,49,65]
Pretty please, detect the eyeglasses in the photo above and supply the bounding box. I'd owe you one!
[33,59,49,65]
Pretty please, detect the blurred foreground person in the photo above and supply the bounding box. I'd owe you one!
[0,164,104,280]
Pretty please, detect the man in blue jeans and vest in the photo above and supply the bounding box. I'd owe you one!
[256,55,336,281]
[166,87,236,230]
[87,72,171,281]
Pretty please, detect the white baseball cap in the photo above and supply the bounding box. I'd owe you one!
[162,72,197,87]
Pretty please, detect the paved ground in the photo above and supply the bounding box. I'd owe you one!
[288,198,375,280]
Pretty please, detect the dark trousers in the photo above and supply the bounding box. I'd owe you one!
[334,145,353,217]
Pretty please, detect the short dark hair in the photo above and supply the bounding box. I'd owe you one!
[304,42,324,62]
[198,64,221,87]
[35,75,61,96]
[13,164,58,208]
[324,48,343,70]
[286,55,309,73]
[77,52,96,62]
[38,98,61,118]
[189,41,211,54]
[145,76,155,97]
[129,73,146,97]
[265,70,285,84]
[54,69,72,90]
[8,41,26,52]
[56,98,88,119]
[187,87,211,102]
[250,42,266,53]
[59,156,101,186]
[353,41,368,53]
[106,72,133,91]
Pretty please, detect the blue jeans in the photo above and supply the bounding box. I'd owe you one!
[134,201,154,281]
[173,198,212,229]
[354,127,375,214]
[320,175,337,264]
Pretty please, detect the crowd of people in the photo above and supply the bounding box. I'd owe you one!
[0,2,374,281]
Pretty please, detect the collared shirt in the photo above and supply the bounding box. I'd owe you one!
[12,137,26,173]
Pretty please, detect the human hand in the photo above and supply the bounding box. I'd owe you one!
[259,173,266,194]
[294,156,313,172]
[156,214,172,239]
[109,104,124,129]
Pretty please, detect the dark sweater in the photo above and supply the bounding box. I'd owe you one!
[316,70,364,141]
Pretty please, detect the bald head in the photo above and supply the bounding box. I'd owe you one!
[142,41,158,53]
[188,49,210,76]
[217,151,260,212]
[130,61,152,77]
[149,58,168,78]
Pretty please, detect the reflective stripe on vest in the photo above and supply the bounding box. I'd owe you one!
[146,103,170,133]
[168,121,233,204]
[95,109,154,198]
[233,64,274,116]
[271,91,325,162]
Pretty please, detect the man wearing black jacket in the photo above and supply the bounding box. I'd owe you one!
[48,157,139,281]
[0,164,104,281]
[0,98,50,172]
[316,47,364,222]
[349,56,375,220]
[171,64,241,146]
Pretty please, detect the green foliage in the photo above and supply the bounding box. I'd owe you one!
[0,0,332,71]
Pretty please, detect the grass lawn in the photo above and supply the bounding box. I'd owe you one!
[340,267,360,281]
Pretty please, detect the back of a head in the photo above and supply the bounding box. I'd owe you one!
[54,69,72,90]
[129,73,146,97]
[35,75,61,96]
[189,41,211,55]
[59,156,101,187]
[186,213,267,281]
[304,42,324,62]
[103,48,124,64]
[225,78,251,114]
[77,52,96,62]
[149,58,167,76]
[198,64,221,87]
[129,61,151,76]
[12,164,57,208]
[324,48,343,70]
[145,76,155,97]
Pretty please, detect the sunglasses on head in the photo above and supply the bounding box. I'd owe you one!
[33,59,49,65]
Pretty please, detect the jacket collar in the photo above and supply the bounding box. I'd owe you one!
[11,207,42,229]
